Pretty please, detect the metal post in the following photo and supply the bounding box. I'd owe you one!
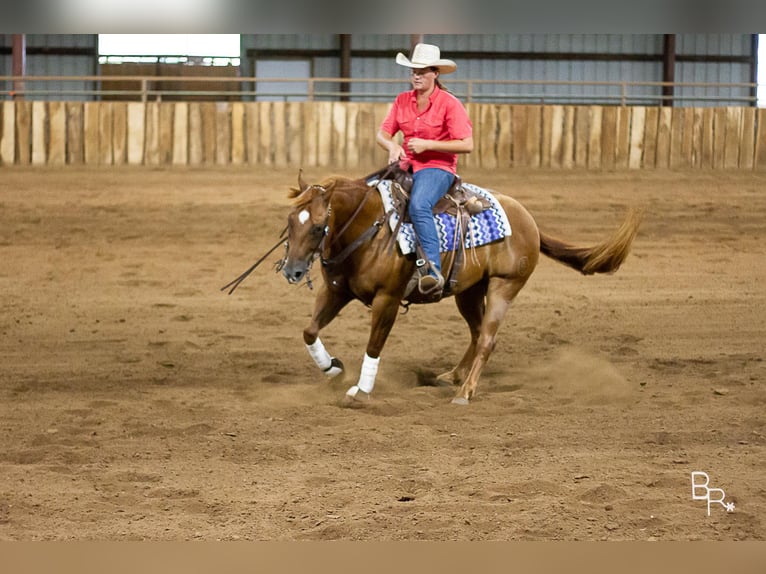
[12,34,26,100]
[662,34,676,107]
[410,34,424,53]
[339,34,351,103]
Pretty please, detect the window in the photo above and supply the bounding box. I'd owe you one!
[98,34,240,66]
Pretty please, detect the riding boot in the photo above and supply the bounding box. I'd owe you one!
[418,261,444,296]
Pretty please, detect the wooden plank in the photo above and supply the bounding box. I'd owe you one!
[0,101,15,165]
[32,101,47,165]
[561,106,575,169]
[740,107,755,170]
[112,102,127,165]
[215,102,232,165]
[47,102,66,166]
[628,106,646,169]
[496,105,512,168]
[98,102,114,165]
[525,105,541,167]
[700,108,714,169]
[541,105,555,168]
[691,108,704,168]
[615,106,630,169]
[172,103,189,166]
[655,107,672,169]
[273,101,287,168]
[373,102,392,167]
[357,103,376,168]
[245,103,259,166]
[548,106,564,167]
[127,102,145,165]
[681,108,694,167]
[669,108,684,168]
[231,102,246,165]
[723,107,741,169]
[317,102,333,167]
[158,103,174,165]
[462,103,478,169]
[331,103,347,168]
[15,101,32,165]
[66,102,84,165]
[587,106,602,169]
[345,102,359,170]
[139,101,156,165]
[259,102,273,166]
[642,107,659,168]
[511,106,528,167]
[755,109,766,170]
[188,103,203,166]
[84,103,100,166]
[302,102,317,167]
[201,102,217,165]
[574,106,589,168]
[480,104,498,169]
[600,106,617,170]
[712,108,727,169]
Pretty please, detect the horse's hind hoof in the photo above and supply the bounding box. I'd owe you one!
[451,397,470,406]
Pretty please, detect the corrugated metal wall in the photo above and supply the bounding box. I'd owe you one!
[1,34,97,101]
[1,34,758,106]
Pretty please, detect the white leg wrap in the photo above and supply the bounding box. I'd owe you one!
[357,353,379,393]
[306,338,342,377]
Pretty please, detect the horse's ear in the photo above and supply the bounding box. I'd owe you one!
[298,169,309,193]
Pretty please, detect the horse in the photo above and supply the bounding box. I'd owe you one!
[279,171,642,405]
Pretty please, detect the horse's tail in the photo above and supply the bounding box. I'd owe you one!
[539,208,643,275]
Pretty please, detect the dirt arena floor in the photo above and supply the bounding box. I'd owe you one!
[0,166,763,541]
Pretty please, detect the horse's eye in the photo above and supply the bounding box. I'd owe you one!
[310,225,325,239]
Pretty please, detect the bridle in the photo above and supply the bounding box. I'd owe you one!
[221,181,389,294]
[283,182,390,287]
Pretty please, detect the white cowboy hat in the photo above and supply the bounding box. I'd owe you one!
[395,43,457,75]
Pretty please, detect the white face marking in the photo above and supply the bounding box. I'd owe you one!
[298,209,310,225]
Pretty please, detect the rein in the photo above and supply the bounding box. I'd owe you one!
[321,208,390,270]
[220,226,287,295]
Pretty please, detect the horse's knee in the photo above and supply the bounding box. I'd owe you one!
[303,329,318,345]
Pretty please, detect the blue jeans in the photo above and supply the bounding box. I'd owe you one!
[409,168,455,273]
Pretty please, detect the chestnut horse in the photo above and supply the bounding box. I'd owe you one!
[280,173,642,405]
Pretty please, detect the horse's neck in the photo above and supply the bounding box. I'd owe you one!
[329,186,378,245]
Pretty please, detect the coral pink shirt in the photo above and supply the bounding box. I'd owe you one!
[380,85,473,175]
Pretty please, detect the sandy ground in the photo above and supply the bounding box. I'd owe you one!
[0,166,763,541]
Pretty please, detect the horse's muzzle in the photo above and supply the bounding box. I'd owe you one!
[282,260,309,284]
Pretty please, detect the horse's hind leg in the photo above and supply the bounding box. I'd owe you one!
[437,279,487,386]
[303,284,352,378]
[453,277,527,405]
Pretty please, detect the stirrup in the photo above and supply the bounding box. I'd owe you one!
[418,266,444,295]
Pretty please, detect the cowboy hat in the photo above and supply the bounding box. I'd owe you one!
[395,43,457,74]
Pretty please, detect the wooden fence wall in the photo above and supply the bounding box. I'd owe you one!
[2,101,766,170]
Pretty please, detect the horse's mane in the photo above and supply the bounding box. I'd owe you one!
[288,175,364,206]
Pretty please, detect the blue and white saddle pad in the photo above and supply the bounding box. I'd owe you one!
[375,180,512,256]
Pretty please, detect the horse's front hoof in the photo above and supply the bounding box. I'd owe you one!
[343,385,370,406]
[323,357,345,378]
[451,397,470,406]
